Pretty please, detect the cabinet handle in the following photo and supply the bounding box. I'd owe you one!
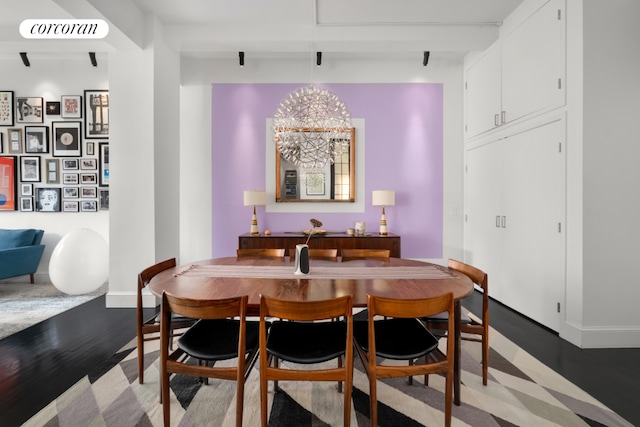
[494,114,499,127]
[501,216,506,228]
[496,216,501,228]
[501,110,506,124]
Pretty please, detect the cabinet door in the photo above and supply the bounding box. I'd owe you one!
[501,120,565,331]
[465,44,502,138]
[501,0,565,123]
[465,141,504,300]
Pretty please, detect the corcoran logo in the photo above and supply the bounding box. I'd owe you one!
[20,19,109,39]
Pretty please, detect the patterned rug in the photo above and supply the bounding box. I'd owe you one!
[0,282,106,340]
[23,327,632,427]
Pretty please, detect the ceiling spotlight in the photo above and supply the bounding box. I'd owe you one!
[20,52,30,67]
[239,51,244,67]
[89,52,97,67]
[423,51,430,67]
[316,51,322,67]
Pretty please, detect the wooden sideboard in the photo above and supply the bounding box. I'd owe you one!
[238,233,401,258]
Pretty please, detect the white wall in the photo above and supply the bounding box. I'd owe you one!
[0,56,108,283]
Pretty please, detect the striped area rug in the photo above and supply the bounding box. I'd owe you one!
[24,327,632,427]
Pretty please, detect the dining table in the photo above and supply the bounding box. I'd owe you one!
[149,256,475,405]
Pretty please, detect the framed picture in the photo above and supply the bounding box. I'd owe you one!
[63,187,79,198]
[80,173,97,184]
[52,121,82,157]
[0,156,17,210]
[99,143,109,186]
[84,90,109,139]
[21,183,32,196]
[62,173,78,185]
[81,187,97,198]
[7,128,22,154]
[80,158,97,170]
[81,200,97,212]
[62,159,79,170]
[16,97,43,123]
[35,187,61,212]
[20,197,33,212]
[99,189,109,210]
[0,132,3,153]
[20,156,41,182]
[86,141,94,155]
[63,200,79,212]
[46,101,61,116]
[0,91,14,126]
[24,126,49,153]
[45,159,60,184]
[61,95,82,119]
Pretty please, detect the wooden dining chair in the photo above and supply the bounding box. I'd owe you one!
[137,258,196,384]
[236,248,286,258]
[259,294,354,427]
[160,292,259,427]
[424,258,489,385]
[340,248,390,262]
[289,248,339,261]
[353,292,455,427]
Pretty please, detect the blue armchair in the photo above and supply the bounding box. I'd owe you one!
[0,229,45,284]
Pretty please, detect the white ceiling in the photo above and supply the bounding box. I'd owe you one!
[0,0,524,61]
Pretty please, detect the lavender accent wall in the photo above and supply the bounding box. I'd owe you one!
[211,83,443,258]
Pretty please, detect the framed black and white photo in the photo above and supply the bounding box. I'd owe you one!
[45,159,60,184]
[80,158,97,170]
[24,126,49,153]
[21,183,32,196]
[46,101,61,116]
[61,95,82,118]
[81,187,97,198]
[80,173,97,185]
[63,201,79,212]
[99,142,109,186]
[63,187,79,198]
[35,187,61,212]
[86,141,94,155]
[81,200,97,212]
[99,189,109,210]
[62,159,79,170]
[52,121,82,157]
[0,91,14,126]
[8,128,22,154]
[20,156,40,182]
[16,97,43,123]
[63,173,79,185]
[20,197,33,212]
[84,90,109,139]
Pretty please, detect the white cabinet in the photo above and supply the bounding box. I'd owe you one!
[465,119,565,331]
[465,0,566,138]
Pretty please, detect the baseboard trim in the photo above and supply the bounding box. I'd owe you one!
[561,321,640,348]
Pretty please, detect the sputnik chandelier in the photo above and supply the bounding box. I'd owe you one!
[273,85,352,170]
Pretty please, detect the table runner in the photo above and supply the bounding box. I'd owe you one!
[175,264,456,280]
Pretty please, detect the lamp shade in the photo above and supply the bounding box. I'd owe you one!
[372,190,395,207]
[243,190,266,206]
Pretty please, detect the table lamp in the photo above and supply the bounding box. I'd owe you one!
[372,190,395,235]
[243,190,266,236]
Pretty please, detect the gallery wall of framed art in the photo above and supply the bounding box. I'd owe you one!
[0,89,109,212]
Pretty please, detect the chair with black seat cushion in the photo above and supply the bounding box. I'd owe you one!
[424,258,489,385]
[259,295,354,427]
[137,258,197,384]
[340,248,390,262]
[160,292,259,427]
[236,248,286,258]
[353,292,455,427]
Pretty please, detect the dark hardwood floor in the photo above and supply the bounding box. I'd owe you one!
[1,291,639,426]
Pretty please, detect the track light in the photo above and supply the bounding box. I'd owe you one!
[20,52,30,67]
[423,51,430,67]
[316,51,322,67]
[239,51,244,67]
[89,52,97,67]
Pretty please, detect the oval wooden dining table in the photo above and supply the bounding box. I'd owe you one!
[149,256,474,405]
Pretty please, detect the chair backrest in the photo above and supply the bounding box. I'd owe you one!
[236,248,286,258]
[340,248,390,262]
[367,292,454,322]
[161,292,248,322]
[447,258,488,323]
[289,248,338,261]
[137,258,177,318]
[260,294,353,322]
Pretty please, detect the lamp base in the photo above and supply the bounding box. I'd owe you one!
[379,208,388,235]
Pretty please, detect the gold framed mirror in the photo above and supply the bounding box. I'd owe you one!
[275,127,355,202]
